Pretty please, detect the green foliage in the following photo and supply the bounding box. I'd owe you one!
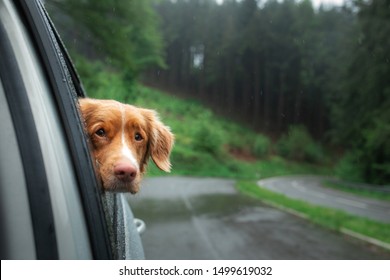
[276,125,325,164]
[360,114,390,184]
[251,134,271,158]
[335,152,365,183]
[47,0,164,80]
[328,0,390,184]
[73,56,131,100]
[190,115,224,157]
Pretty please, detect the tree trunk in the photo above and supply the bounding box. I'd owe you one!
[252,56,262,129]
[277,70,286,132]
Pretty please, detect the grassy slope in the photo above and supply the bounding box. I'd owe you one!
[127,86,330,179]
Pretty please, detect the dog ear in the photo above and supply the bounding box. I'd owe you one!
[78,98,99,123]
[142,109,174,172]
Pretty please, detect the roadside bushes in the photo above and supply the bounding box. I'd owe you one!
[334,152,364,183]
[191,115,224,157]
[73,56,133,101]
[190,122,326,165]
[252,134,272,158]
[276,125,325,164]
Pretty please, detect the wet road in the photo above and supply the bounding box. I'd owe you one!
[258,176,390,223]
[128,177,389,260]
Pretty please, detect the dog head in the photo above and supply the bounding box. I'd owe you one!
[79,98,174,193]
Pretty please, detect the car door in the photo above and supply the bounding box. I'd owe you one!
[0,0,144,259]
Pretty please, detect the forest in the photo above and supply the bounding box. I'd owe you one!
[46,0,390,185]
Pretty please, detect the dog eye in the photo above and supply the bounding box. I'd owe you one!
[135,133,143,141]
[95,128,106,137]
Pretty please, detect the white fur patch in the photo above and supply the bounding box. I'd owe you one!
[120,104,139,169]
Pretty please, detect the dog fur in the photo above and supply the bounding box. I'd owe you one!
[79,98,174,194]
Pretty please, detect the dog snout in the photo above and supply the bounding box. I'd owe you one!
[114,161,137,182]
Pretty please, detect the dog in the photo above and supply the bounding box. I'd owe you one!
[79,98,174,194]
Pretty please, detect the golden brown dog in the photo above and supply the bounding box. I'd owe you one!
[79,98,174,194]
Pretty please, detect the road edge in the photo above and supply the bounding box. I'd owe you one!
[340,228,390,251]
[258,197,390,252]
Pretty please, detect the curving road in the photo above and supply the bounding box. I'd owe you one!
[258,176,390,223]
[128,176,389,260]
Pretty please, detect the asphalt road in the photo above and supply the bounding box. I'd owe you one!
[258,176,390,223]
[128,176,390,260]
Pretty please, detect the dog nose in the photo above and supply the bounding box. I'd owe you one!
[114,162,137,181]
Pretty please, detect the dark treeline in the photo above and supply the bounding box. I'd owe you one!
[146,0,353,138]
[145,0,389,184]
